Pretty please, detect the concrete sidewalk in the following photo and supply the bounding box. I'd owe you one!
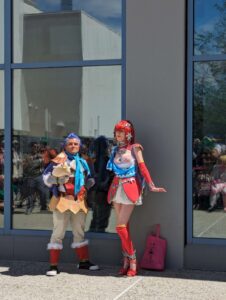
[1,260,226,300]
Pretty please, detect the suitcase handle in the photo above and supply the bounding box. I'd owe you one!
[155,224,161,237]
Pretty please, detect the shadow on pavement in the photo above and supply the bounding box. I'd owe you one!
[141,268,226,282]
[0,260,118,277]
[0,261,226,282]
[1,260,226,282]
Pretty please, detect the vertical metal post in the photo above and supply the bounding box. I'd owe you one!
[121,0,126,119]
[186,0,194,243]
[4,0,12,233]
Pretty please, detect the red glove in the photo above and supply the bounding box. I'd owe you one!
[138,162,154,185]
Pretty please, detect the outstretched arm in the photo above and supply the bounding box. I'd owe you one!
[133,145,166,192]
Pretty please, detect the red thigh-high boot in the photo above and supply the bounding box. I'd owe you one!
[46,249,61,276]
[116,223,133,276]
[116,225,137,276]
[126,223,138,277]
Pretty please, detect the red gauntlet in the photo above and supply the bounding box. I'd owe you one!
[138,162,154,185]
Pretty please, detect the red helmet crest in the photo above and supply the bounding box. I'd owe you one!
[114,120,135,144]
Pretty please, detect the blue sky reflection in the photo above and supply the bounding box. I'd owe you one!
[194,0,226,55]
[34,0,122,34]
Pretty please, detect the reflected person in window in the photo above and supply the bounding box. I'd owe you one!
[107,120,166,276]
[0,140,4,210]
[43,133,99,276]
[89,136,113,233]
[23,142,49,214]
[209,151,226,212]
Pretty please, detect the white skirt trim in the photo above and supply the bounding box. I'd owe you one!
[112,182,142,206]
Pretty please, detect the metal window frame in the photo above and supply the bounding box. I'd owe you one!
[2,0,126,237]
[0,0,4,232]
[187,0,226,245]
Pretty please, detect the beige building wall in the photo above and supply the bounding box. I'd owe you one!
[126,0,186,268]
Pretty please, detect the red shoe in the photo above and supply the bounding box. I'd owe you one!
[118,256,129,276]
[118,267,129,276]
[127,259,137,277]
[127,268,137,277]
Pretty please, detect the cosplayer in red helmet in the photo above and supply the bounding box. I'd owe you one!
[107,120,166,277]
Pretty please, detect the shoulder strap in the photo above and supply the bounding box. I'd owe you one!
[132,143,143,151]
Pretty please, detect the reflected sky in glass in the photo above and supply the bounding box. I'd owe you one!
[34,0,122,34]
[194,0,226,55]
[195,0,223,29]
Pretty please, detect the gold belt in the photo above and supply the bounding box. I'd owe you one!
[48,195,88,214]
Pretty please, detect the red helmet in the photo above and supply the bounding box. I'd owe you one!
[114,120,135,144]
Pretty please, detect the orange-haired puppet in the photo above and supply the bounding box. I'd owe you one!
[107,120,166,277]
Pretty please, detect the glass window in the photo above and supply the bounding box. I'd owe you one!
[12,66,120,231]
[194,0,226,55]
[13,0,122,63]
[0,71,4,227]
[0,0,4,63]
[193,61,226,238]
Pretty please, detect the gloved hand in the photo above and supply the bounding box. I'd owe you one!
[149,182,166,192]
[57,175,70,184]
[47,175,70,185]
[85,178,95,190]
[47,175,58,185]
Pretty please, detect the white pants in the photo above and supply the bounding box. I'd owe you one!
[48,210,87,249]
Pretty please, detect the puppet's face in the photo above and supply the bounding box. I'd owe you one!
[65,138,80,155]
[115,130,126,143]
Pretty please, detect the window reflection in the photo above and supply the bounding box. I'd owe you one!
[0,0,4,63]
[194,0,226,55]
[12,67,120,231]
[13,67,121,138]
[0,72,4,227]
[14,141,51,215]
[86,136,113,233]
[13,0,122,62]
[193,61,226,238]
